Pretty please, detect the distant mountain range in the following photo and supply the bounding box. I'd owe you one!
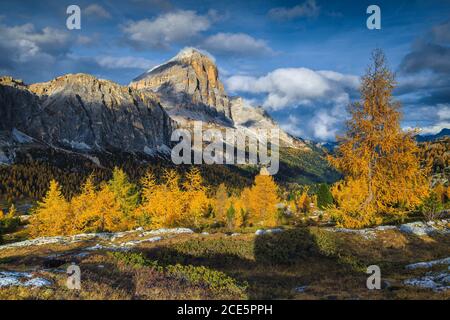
[415,128,450,142]
[0,48,340,184]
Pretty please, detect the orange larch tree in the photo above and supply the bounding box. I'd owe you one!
[329,50,430,228]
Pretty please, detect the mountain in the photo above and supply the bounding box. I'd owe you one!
[0,48,338,184]
[131,47,306,149]
[416,128,450,142]
[0,74,173,161]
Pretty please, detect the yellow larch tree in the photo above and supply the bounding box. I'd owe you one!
[139,169,184,228]
[71,175,97,233]
[30,180,71,237]
[182,167,210,227]
[213,183,229,223]
[247,173,280,227]
[328,50,429,228]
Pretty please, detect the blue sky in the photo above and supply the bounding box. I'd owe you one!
[0,0,449,141]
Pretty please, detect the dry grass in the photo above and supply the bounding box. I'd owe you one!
[0,227,449,300]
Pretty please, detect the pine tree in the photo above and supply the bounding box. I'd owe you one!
[317,183,333,209]
[329,50,429,228]
[108,167,139,228]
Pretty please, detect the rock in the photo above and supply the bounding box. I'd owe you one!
[405,257,450,270]
[131,48,233,120]
[399,221,449,236]
[0,74,174,154]
[255,228,284,236]
[294,286,307,293]
[140,227,194,237]
[255,229,266,236]
[131,48,303,149]
[120,236,162,247]
[404,273,450,292]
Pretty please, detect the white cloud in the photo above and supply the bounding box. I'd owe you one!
[202,32,273,56]
[418,104,450,134]
[84,4,112,19]
[269,0,320,20]
[280,115,305,137]
[225,67,359,110]
[95,56,153,69]
[0,23,70,63]
[122,10,211,49]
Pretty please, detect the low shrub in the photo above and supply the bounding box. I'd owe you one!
[109,251,247,298]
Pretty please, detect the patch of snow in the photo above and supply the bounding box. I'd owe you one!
[0,149,13,165]
[12,128,33,143]
[62,139,92,151]
[144,146,156,156]
[23,278,52,287]
[0,271,51,288]
[405,257,450,270]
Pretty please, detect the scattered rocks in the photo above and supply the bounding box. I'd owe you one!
[140,228,194,237]
[404,272,449,292]
[120,236,162,247]
[399,220,449,236]
[255,228,283,236]
[405,257,450,270]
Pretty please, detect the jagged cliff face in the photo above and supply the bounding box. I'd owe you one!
[0,74,173,154]
[131,48,232,122]
[230,97,306,148]
[131,48,305,148]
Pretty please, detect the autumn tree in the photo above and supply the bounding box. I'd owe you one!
[247,172,280,227]
[30,180,71,237]
[71,176,97,233]
[329,50,429,228]
[183,167,209,227]
[213,183,228,222]
[138,169,184,228]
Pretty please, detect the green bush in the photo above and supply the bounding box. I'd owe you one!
[317,183,334,209]
[0,217,20,233]
[254,228,316,264]
[109,251,247,298]
[419,192,444,221]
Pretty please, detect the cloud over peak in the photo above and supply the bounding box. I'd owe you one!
[268,0,320,20]
[121,10,211,49]
[202,33,273,56]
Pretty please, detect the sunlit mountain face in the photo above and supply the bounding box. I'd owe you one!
[0,0,448,142]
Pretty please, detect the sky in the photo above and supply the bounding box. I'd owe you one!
[0,0,449,141]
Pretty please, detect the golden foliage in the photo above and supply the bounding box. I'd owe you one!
[29,180,71,237]
[328,50,430,228]
[29,167,283,236]
[246,174,280,227]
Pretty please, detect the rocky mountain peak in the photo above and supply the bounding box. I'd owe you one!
[130,47,232,120]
